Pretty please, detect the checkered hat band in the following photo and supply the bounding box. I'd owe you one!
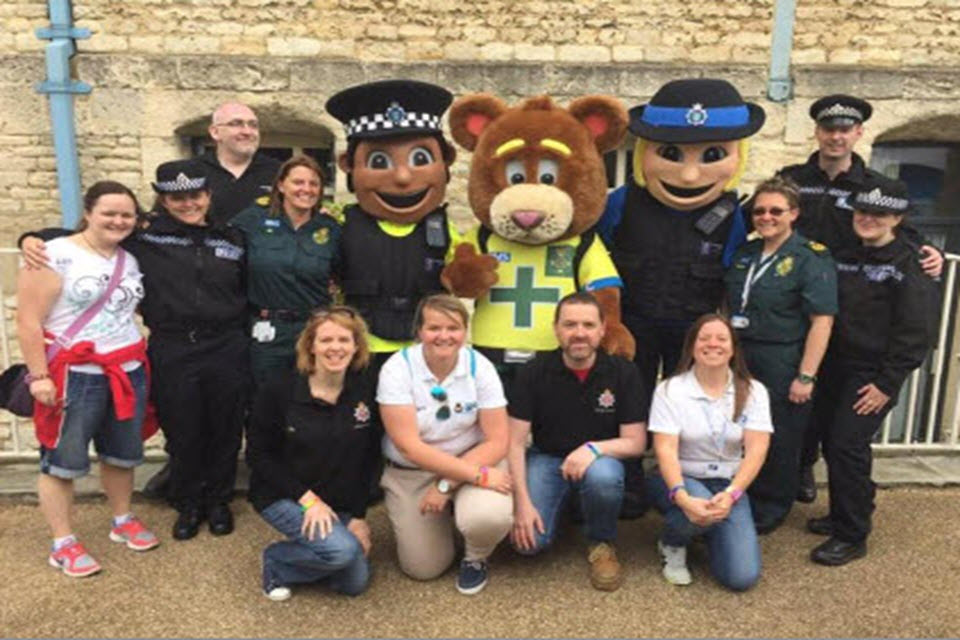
[345,112,442,137]
[817,103,863,121]
[856,188,908,211]
[155,174,206,192]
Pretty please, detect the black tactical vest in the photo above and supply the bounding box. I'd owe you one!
[611,185,734,322]
[339,205,449,341]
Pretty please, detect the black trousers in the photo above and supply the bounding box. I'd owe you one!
[743,340,810,530]
[813,358,892,543]
[149,329,250,509]
[620,314,689,403]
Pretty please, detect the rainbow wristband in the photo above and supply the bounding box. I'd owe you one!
[300,498,318,513]
[668,484,686,504]
[584,442,602,459]
[475,466,490,488]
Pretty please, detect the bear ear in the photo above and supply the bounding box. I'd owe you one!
[567,95,628,154]
[449,94,509,151]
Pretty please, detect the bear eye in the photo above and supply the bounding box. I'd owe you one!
[505,159,525,185]
[366,151,393,170]
[408,146,435,167]
[702,146,728,163]
[657,145,682,162]
[537,158,558,185]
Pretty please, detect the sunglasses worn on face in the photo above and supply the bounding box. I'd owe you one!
[751,207,790,217]
[430,385,450,421]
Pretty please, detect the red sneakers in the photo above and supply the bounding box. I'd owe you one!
[48,541,102,578]
[109,517,160,551]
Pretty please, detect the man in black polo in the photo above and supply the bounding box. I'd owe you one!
[778,94,943,502]
[507,292,647,592]
[200,101,281,225]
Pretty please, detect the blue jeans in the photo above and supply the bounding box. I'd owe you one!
[258,499,369,596]
[517,448,624,553]
[40,366,147,479]
[647,474,762,591]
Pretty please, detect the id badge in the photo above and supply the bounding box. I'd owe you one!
[730,314,750,329]
[504,349,536,364]
[251,320,276,343]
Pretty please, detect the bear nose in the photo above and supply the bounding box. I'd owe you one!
[511,210,545,230]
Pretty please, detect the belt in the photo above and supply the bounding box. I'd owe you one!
[151,326,242,343]
[384,458,420,471]
[255,308,311,322]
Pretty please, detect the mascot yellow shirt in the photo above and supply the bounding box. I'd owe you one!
[459,228,623,351]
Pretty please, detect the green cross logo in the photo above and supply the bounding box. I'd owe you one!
[489,266,560,328]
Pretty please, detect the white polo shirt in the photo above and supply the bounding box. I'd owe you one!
[377,344,507,468]
[648,369,772,480]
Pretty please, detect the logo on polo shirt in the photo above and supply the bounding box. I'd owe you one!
[597,389,616,412]
[353,401,371,426]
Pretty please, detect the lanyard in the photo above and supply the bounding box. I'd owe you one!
[700,402,732,457]
[739,252,779,312]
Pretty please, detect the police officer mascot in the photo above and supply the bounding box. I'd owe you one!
[596,79,763,518]
[326,80,458,370]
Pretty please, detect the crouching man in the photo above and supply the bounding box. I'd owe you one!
[507,292,647,591]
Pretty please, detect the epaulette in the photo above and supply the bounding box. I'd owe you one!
[255,195,270,207]
[807,240,828,254]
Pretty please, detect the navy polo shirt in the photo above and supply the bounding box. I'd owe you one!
[509,349,647,456]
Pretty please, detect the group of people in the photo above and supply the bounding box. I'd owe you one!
[15,77,941,598]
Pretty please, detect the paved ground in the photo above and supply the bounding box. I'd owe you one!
[2,480,960,637]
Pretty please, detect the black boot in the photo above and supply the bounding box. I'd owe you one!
[796,465,817,503]
[806,515,833,536]
[173,505,204,540]
[208,503,235,536]
[811,537,867,566]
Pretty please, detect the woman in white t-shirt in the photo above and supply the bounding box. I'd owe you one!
[377,294,513,595]
[17,181,158,579]
[647,313,772,591]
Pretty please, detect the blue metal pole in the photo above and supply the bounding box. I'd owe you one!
[767,0,797,103]
[36,0,90,228]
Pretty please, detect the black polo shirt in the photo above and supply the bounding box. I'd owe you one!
[509,349,647,457]
[246,369,381,518]
[198,150,281,225]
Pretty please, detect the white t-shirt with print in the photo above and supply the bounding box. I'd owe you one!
[648,369,773,480]
[377,344,507,468]
[44,237,144,372]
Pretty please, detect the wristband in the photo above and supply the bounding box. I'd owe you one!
[584,442,602,459]
[723,485,744,503]
[475,465,489,488]
[796,373,817,384]
[667,484,686,504]
[25,372,50,384]
[300,498,318,512]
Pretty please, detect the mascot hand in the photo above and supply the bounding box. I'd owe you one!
[601,320,636,361]
[441,243,500,299]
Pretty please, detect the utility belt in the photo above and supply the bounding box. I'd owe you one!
[474,346,538,367]
[151,323,245,343]
[252,308,311,322]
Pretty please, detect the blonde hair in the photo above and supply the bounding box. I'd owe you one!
[412,294,470,337]
[631,137,750,191]
[295,306,371,374]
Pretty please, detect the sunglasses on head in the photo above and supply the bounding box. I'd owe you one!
[312,306,357,320]
[430,385,451,421]
[751,206,791,217]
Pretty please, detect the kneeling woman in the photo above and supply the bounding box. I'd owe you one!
[808,177,935,566]
[646,314,772,591]
[378,294,513,595]
[247,306,379,600]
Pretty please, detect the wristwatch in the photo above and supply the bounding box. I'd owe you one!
[436,479,452,495]
[796,373,817,384]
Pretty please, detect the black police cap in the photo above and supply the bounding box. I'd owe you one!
[326,79,453,141]
[152,159,208,194]
[810,94,873,127]
[854,174,910,216]
[628,78,765,143]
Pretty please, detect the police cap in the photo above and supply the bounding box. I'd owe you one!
[152,159,208,194]
[326,79,453,141]
[854,174,910,216]
[810,94,873,128]
[628,78,766,143]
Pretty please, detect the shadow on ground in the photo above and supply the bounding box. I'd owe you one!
[2,487,959,638]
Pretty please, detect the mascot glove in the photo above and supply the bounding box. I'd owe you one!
[441,243,500,299]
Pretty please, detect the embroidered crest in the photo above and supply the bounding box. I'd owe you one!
[385,102,407,124]
[598,388,616,409]
[313,228,329,245]
[807,240,827,254]
[353,401,371,424]
[545,245,574,277]
[775,255,794,276]
[686,103,708,126]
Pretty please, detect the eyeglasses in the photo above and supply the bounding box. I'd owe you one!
[214,119,259,130]
[312,306,357,320]
[430,385,451,421]
[751,206,790,217]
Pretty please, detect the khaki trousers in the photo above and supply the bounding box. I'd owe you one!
[381,461,513,580]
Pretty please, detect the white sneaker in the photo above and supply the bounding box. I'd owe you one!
[264,585,292,601]
[658,540,692,586]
